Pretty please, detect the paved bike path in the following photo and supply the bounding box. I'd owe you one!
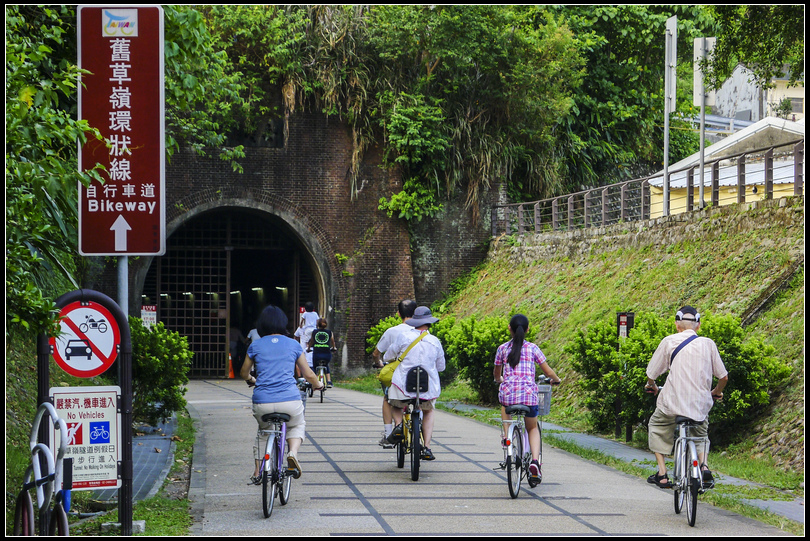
[183,380,793,536]
[443,401,805,525]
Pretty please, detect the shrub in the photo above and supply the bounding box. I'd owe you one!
[365,315,401,355]
[443,316,510,405]
[697,313,791,442]
[430,316,457,385]
[129,317,193,425]
[567,312,791,444]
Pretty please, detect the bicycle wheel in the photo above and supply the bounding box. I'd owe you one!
[673,440,685,514]
[536,421,544,485]
[685,442,699,526]
[319,371,325,403]
[507,425,523,498]
[278,444,292,506]
[48,502,69,536]
[13,490,34,536]
[262,437,277,518]
[410,411,421,481]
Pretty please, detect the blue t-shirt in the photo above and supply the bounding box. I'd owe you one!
[247,335,304,404]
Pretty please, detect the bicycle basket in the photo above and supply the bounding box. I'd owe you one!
[405,367,429,394]
[537,384,552,416]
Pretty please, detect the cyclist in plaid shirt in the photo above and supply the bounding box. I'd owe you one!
[494,314,561,480]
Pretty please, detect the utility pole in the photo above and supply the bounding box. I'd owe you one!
[663,16,678,217]
[693,37,716,209]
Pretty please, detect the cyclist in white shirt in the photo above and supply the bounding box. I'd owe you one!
[372,300,417,446]
[386,306,446,460]
[645,306,728,489]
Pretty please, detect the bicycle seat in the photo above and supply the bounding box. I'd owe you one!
[675,416,701,426]
[405,366,429,394]
[504,405,532,416]
[261,413,291,424]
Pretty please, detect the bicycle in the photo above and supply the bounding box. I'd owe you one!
[254,412,295,518]
[496,377,556,498]
[313,359,329,403]
[392,366,429,481]
[671,416,711,527]
[14,402,71,535]
[645,385,716,527]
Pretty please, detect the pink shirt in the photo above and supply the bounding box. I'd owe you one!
[495,340,547,406]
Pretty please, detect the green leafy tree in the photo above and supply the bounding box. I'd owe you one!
[6,5,104,334]
[5,5,248,335]
[163,6,248,170]
[702,6,804,91]
[551,5,715,186]
[203,5,585,222]
[129,317,193,425]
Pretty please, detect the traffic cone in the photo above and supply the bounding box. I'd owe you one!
[228,353,235,378]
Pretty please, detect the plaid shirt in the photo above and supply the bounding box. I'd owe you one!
[495,340,547,406]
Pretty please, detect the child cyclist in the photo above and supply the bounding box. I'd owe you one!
[307,318,337,387]
[493,314,561,481]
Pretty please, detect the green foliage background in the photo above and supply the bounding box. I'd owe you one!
[129,317,193,426]
[566,312,791,443]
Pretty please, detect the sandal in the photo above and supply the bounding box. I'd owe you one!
[647,471,671,489]
[249,475,262,486]
[701,465,715,489]
[422,448,435,461]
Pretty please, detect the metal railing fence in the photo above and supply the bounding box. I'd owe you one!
[491,139,804,237]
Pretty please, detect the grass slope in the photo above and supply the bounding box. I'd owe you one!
[439,198,804,468]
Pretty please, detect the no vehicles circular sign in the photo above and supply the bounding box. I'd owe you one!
[51,301,121,377]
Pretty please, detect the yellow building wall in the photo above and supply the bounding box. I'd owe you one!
[649,184,797,218]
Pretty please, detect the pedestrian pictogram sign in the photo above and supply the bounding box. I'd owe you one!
[77,6,165,255]
[51,301,121,378]
[50,386,122,490]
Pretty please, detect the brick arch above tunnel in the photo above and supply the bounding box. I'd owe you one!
[166,184,345,318]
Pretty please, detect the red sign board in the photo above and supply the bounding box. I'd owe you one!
[51,300,121,378]
[78,6,165,255]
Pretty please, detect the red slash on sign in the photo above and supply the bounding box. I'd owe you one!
[51,301,120,378]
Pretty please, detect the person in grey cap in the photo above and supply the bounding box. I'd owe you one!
[385,306,446,460]
[644,306,728,489]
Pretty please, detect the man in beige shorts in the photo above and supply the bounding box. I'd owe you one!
[644,306,728,489]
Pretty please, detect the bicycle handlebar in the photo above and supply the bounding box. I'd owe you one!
[644,383,723,401]
[537,376,561,385]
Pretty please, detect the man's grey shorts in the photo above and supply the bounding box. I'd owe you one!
[648,408,709,456]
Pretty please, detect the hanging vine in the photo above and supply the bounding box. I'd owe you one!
[203,5,585,223]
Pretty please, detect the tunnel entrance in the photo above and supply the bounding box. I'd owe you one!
[142,208,320,378]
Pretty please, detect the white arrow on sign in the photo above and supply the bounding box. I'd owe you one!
[110,215,132,251]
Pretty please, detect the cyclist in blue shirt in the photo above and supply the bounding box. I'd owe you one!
[241,305,323,483]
